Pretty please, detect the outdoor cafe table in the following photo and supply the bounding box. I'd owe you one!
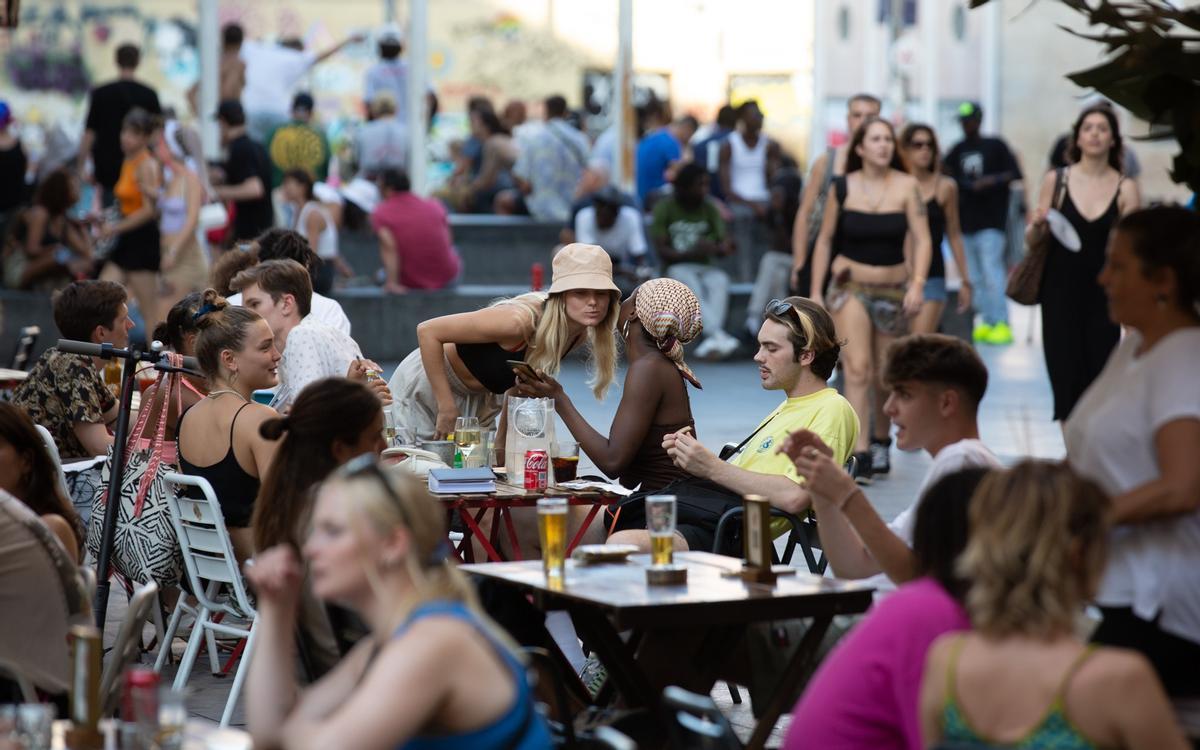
[0,367,27,400]
[439,481,623,563]
[463,550,875,749]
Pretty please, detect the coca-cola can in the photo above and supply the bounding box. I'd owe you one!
[122,666,160,724]
[524,449,548,491]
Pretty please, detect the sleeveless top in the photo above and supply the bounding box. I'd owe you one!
[729,132,770,202]
[178,402,260,528]
[115,151,151,217]
[394,601,552,750]
[159,194,188,235]
[620,419,695,492]
[834,177,907,267]
[456,343,526,395]
[941,637,1099,750]
[296,201,339,260]
[926,197,947,279]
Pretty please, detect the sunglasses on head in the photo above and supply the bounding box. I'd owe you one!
[337,453,414,527]
[765,298,794,317]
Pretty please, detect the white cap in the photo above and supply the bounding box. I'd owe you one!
[313,181,343,205]
[379,25,403,44]
[340,178,380,213]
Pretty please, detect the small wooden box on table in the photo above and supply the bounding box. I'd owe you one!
[438,480,623,563]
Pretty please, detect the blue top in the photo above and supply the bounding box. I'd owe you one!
[396,601,552,750]
[636,128,682,202]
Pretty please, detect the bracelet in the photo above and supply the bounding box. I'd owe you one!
[835,484,859,511]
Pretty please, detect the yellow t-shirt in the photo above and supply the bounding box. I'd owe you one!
[729,387,859,536]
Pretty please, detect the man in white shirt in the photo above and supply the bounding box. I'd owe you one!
[230,259,388,413]
[574,187,648,293]
[241,33,362,143]
[226,229,352,335]
[783,333,1001,595]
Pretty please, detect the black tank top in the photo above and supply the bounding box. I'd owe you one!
[834,177,907,267]
[179,402,260,528]
[456,342,525,394]
[926,198,946,279]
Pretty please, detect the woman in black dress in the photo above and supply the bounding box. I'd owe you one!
[1028,104,1140,422]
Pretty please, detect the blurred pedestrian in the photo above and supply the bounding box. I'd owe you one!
[281,168,349,294]
[371,168,460,294]
[0,101,28,243]
[1029,104,1140,422]
[497,95,590,222]
[155,124,209,307]
[213,100,274,244]
[266,93,330,189]
[3,168,92,291]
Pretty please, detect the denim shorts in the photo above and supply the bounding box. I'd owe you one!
[923,276,948,303]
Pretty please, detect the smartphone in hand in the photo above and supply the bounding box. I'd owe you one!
[508,360,541,382]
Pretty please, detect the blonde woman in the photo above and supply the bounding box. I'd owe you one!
[388,242,621,438]
[245,457,552,749]
[919,461,1187,750]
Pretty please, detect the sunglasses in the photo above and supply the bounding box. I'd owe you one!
[765,298,795,317]
[337,452,414,527]
[908,140,934,150]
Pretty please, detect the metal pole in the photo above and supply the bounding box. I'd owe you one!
[982,0,1001,133]
[809,0,828,162]
[407,0,429,195]
[613,0,634,194]
[197,0,219,156]
[921,0,938,125]
[93,346,141,632]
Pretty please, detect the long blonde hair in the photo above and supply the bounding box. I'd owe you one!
[494,290,620,400]
[959,461,1110,639]
[327,462,519,652]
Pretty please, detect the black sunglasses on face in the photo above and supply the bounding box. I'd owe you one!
[909,140,934,150]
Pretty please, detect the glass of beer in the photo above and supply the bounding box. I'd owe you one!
[552,440,580,483]
[646,495,677,567]
[103,359,122,396]
[537,497,568,582]
[455,416,483,468]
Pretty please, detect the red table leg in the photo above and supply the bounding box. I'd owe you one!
[500,507,524,560]
[568,502,603,554]
[459,506,505,562]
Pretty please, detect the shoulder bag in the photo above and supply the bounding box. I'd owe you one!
[85,354,185,588]
[1006,167,1066,306]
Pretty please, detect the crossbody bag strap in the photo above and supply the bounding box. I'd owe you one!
[131,354,180,516]
[1052,166,1067,211]
[726,411,781,460]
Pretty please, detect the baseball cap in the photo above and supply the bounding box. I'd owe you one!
[215,99,245,126]
[291,92,315,113]
[957,101,982,120]
[547,243,620,295]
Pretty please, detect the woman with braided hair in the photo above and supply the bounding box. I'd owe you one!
[514,277,703,492]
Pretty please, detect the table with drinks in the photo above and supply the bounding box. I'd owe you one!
[466,493,875,750]
[0,367,28,400]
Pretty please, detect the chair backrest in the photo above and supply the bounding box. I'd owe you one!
[661,686,743,750]
[590,726,638,750]
[34,424,71,504]
[10,325,40,371]
[99,580,159,714]
[162,472,255,619]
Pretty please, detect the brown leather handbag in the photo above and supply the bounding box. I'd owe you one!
[1006,168,1066,305]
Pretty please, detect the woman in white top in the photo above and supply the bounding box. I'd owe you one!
[1065,205,1200,698]
[281,169,353,296]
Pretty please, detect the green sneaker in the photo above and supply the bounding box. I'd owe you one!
[985,321,1014,345]
[972,323,993,342]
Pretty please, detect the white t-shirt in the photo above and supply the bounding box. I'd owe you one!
[227,291,352,336]
[271,315,362,412]
[1065,328,1200,644]
[864,438,1001,595]
[241,41,315,118]
[574,206,647,265]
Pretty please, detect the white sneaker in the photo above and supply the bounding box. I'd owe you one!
[695,336,721,361]
[715,331,740,358]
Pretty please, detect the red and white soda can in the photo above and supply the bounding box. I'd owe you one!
[524,449,548,491]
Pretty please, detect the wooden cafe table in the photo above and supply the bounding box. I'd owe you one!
[439,480,624,563]
[463,551,875,749]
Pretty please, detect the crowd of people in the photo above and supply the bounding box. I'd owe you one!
[2,29,1198,749]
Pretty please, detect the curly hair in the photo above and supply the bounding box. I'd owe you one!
[959,461,1110,638]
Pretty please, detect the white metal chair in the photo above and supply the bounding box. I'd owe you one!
[34,424,71,504]
[100,580,159,715]
[160,472,258,727]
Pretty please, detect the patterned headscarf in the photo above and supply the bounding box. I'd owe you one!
[633,278,704,389]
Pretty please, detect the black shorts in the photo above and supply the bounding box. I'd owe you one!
[110,221,162,272]
[1092,606,1200,697]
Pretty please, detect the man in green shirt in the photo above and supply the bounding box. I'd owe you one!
[651,162,739,359]
[266,92,330,188]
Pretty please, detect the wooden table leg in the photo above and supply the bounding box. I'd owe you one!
[501,507,524,560]
[568,607,657,710]
[744,615,833,750]
[568,503,603,554]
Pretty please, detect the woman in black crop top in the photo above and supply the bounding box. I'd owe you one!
[899,124,973,335]
[388,243,621,439]
[177,290,282,561]
[809,117,932,480]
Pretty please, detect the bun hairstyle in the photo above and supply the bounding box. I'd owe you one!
[192,288,264,379]
[253,378,382,552]
[153,291,204,353]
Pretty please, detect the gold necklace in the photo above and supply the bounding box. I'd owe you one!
[207,389,248,402]
[860,172,891,212]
